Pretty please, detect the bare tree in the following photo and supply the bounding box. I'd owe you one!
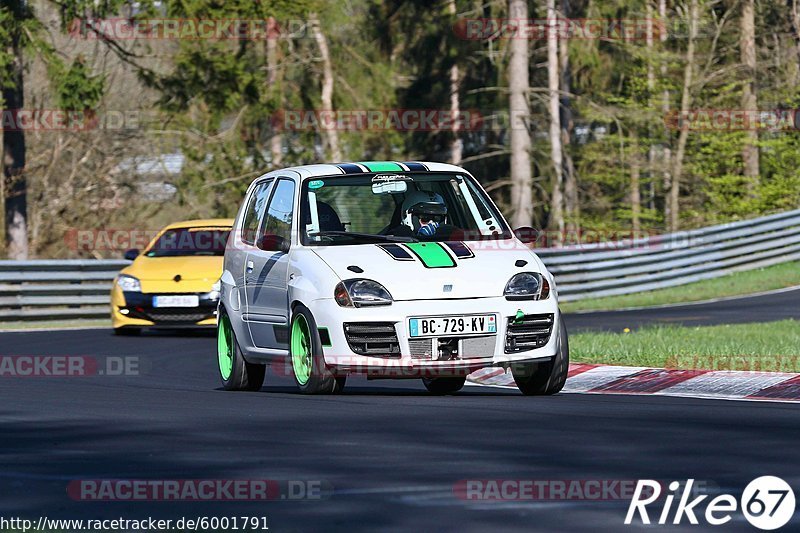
[2,18,28,259]
[660,0,672,228]
[508,0,533,228]
[630,136,642,233]
[560,0,578,233]
[670,0,699,232]
[310,14,342,161]
[740,0,759,189]
[790,0,800,78]
[448,0,463,165]
[546,0,564,237]
[267,22,283,167]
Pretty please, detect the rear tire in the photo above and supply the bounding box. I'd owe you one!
[113,327,141,336]
[218,311,265,391]
[422,377,466,395]
[512,317,569,396]
[290,304,346,394]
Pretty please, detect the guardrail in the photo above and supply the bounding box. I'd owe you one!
[0,208,798,321]
[0,260,128,321]
[535,208,800,301]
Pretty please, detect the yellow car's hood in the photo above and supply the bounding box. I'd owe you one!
[122,255,223,293]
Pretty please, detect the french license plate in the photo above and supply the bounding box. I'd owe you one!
[408,314,496,337]
[152,295,199,308]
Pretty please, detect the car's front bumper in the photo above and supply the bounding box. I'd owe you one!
[308,296,561,378]
[110,286,219,329]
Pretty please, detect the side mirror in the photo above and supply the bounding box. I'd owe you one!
[513,227,538,245]
[124,249,140,261]
[258,234,290,254]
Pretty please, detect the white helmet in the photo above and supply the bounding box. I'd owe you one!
[402,190,447,232]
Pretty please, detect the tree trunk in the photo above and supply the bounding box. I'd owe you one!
[659,0,673,228]
[267,25,282,167]
[546,0,564,239]
[740,0,759,190]
[560,0,578,234]
[508,0,533,228]
[310,14,342,162]
[670,0,698,232]
[790,0,800,83]
[646,3,656,211]
[3,30,28,260]
[630,140,641,234]
[447,0,463,165]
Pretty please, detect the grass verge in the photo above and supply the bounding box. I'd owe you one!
[571,319,800,371]
[0,319,109,331]
[560,261,800,313]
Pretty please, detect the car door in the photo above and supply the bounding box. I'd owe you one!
[230,179,273,301]
[245,178,296,349]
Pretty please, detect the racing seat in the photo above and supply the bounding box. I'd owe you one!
[306,201,345,232]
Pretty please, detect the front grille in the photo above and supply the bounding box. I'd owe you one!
[145,309,213,323]
[409,338,434,359]
[505,313,554,353]
[462,335,496,358]
[344,322,400,357]
[409,335,495,360]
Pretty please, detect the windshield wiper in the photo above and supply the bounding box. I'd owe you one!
[308,231,417,243]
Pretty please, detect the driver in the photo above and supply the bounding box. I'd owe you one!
[402,190,448,237]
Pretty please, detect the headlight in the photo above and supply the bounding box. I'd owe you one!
[504,272,550,300]
[334,279,393,307]
[208,279,221,300]
[117,274,142,292]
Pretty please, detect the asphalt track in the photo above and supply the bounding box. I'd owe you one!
[565,285,800,331]
[2,325,800,531]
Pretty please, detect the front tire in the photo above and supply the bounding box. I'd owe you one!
[218,311,265,391]
[290,304,345,394]
[512,318,569,396]
[422,377,466,395]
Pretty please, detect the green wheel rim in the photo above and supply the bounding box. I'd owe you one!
[217,314,234,380]
[291,314,312,385]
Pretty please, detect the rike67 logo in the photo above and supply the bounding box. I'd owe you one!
[626,477,795,530]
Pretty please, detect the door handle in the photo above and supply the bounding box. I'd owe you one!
[246,260,254,274]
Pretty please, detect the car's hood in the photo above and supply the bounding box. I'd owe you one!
[124,255,223,283]
[311,240,540,301]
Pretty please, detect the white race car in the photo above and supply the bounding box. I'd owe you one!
[217,161,568,395]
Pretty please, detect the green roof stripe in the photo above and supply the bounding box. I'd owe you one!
[359,161,404,172]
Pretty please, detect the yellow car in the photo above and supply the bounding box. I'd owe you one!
[111,219,234,335]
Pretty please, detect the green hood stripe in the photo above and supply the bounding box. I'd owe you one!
[404,242,456,268]
[359,161,404,172]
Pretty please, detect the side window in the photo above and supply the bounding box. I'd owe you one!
[261,179,295,244]
[241,180,273,245]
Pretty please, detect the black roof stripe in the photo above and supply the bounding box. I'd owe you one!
[337,163,364,174]
[402,162,428,171]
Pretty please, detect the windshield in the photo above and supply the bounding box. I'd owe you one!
[300,173,510,245]
[144,227,231,257]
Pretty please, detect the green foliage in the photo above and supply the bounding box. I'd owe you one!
[51,57,105,111]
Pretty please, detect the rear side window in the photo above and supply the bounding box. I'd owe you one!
[261,179,295,243]
[240,180,273,245]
